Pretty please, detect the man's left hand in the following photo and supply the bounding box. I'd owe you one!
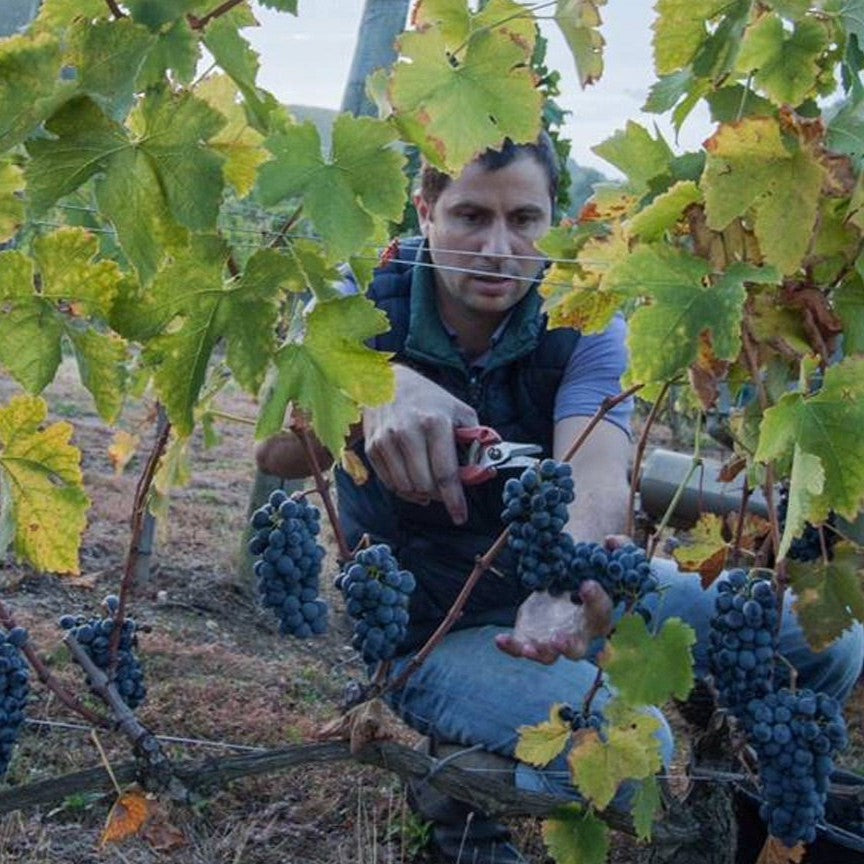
[494,581,613,665]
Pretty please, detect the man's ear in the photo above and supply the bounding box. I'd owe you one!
[415,194,432,236]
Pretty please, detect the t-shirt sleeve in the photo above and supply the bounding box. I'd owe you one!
[553,313,633,437]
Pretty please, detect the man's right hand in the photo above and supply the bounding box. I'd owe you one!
[363,365,478,524]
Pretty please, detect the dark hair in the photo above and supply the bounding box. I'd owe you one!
[418,130,560,209]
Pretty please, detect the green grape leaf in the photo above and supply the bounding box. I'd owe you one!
[125,235,237,435]
[256,295,394,456]
[137,18,200,88]
[0,395,89,575]
[835,273,864,355]
[631,776,661,841]
[0,160,24,243]
[704,84,776,123]
[788,544,864,651]
[605,247,751,397]
[827,98,864,169]
[837,0,864,46]
[627,180,702,240]
[412,0,471,45]
[542,805,609,864]
[702,117,825,273]
[34,0,108,34]
[73,18,155,116]
[568,711,663,810]
[222,249,295,393]
[735,13,828,107]
[592,122,673,192]
[125,0,204,30]
[600,614,695,706]
[778,445,825,560]
[66,328,128,425]
[643,69,693,114]
[258,116,406,262]
[389,25,542,174]
[281,239,344,299]
[258,0,298,10]
[0,32,62,150]
[756,357,864,521]
[653,0,729,75]
[196,75,268,198]
[555,0,606,87]
[151,431,192,521]
[515,703,572,767]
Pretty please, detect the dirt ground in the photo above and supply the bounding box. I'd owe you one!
[0,361,861,864]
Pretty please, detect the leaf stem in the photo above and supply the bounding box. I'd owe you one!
[103,0,126,18]
[188,0,246,31]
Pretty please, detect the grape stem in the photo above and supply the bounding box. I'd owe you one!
[187,0,247,31]
[0,600,110,728]
[561,383,643,463]
[109,412,172,675]
[103,0,126,18]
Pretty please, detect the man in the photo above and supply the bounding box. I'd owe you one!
[257,134,863,864]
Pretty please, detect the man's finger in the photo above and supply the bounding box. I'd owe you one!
[425,421,467,525]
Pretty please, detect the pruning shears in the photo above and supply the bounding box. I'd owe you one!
[455,425,543,485]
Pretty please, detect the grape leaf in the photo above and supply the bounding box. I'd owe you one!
[196,75,268,198]
[627,180,702,240]
[788,544,864,651]
[515,703,572,767]
[702,118,825,274]
[0,230,127,422]
[136,18,200,89]
[122,237,290,435]
[631,776,661,841]
[0,160,24,243]
[257,116,407,262]
[606,248,754,397]
[778,445,825,560]
[836,0,864,46]
[73,18,155,116]
[756,357,864,521]
[599,614,695,706]
[0,32,62,150]
[555,0,606,87]
[0,395,89,575]
[834,273,864,354]
[568,711,663,810]
[653,0,729,75]
[258,0,298,10]
[672,513,729,584]
[592,122,673,192]
[412,0,470,45]
[389,25,542,173]
[735,13,828,107]
[33,0,108,34]
[827,98,864,169]
[125,0,204,31]
[256,295,394,456]
[542,805,609,864]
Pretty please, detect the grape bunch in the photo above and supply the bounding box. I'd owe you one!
[559,703,607,740]
[0,627,29,779]
[338,544,416,663]
[559,541,659,621]
[248,490,328,638]
[745,688,848,847]
[707,569,778,717]
[59,596,147,709]
[501,459,576,592]
[777,487,838,563]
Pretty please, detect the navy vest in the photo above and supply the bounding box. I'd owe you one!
[336,240,580,650]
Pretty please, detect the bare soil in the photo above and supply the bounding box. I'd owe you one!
[0,362,861,864]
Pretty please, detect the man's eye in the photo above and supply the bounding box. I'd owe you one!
[511,212,537,228]
[458,211,480,224]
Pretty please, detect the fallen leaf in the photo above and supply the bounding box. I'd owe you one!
[316,698,400,754]
[141,803,187,852]
[100,786,152,846]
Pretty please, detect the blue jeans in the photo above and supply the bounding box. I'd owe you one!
[383,559,864,800]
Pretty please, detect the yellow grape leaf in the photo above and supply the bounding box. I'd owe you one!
[101,787,153,846]
[755,835,805,864]
[151,431,192,521]
[567,711,663,810]
[515,703,572,767]
[340,449,369,486]
[0,159,24,243]
[0,395,89,575]
[555,0,607,88]
[107,430,140,476]
[672,513,729,585]
[195,74,267,199]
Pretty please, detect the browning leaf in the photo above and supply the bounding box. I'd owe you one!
[672,513,728,587]
[140,803,187,852]
[755,835,805,864]
[107,430,140,476]
[717,453,747,483]
[316,698,400,754]
[100,786,153,846]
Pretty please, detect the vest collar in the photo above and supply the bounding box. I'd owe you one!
[403,241,545,372]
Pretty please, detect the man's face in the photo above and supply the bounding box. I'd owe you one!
[416,153,553,330]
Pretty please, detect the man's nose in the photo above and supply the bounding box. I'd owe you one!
[479,219,511,258]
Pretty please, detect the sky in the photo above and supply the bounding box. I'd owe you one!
[247,0,714,176]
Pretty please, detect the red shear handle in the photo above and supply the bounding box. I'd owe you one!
[455,425,501,485]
